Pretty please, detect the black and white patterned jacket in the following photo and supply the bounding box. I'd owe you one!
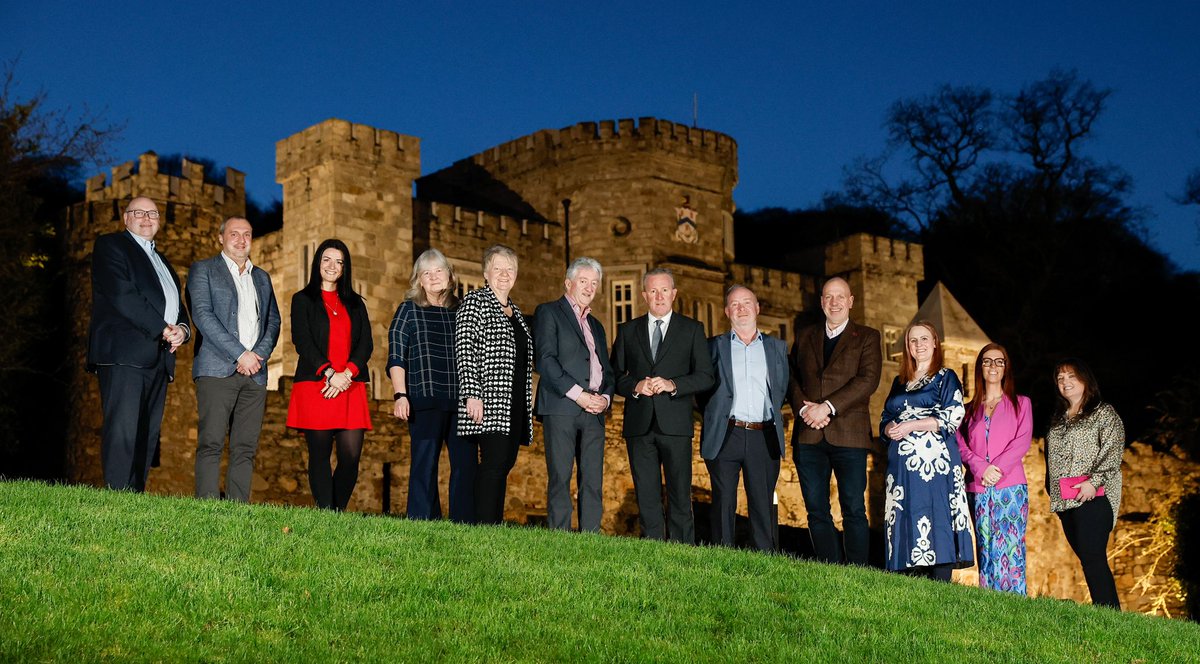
[454,286,533,441]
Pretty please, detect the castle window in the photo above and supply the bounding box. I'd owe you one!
[707,303,715,335]
[456,275,486,300]
[611,279,635,330]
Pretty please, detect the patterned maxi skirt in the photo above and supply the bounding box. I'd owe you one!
[971,484,1028,594]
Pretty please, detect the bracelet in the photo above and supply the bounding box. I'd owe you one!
[394,392,408,401]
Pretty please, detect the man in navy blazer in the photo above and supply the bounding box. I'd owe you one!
[533,257,615,532]
[611,267,714,543]
[187,217,281,502]
[700,285,789,551]
[87,197,191,491]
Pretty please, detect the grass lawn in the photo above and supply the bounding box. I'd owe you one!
[1,480,1196,662]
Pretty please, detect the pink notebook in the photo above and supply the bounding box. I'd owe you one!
[1059,475,1105,500]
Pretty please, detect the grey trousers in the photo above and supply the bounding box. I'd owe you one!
[543,411,605,532]
[195,374,267,502]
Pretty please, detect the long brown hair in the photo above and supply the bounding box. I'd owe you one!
[898,320,943,383]
[965,343,1017,422]
[1051,357,1103,426]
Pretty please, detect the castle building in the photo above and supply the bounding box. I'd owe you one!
[64,117,974,535]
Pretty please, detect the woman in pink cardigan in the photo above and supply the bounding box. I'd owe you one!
[956,343,1032,594]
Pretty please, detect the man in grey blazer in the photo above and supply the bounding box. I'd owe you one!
[611,267,714,543]
[187,216,281,501]
[533,257,615,532]
[700,285,789,551]
[788,276,882,565]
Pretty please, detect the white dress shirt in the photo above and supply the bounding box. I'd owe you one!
[127,231,180,326]
[221,252,261,351]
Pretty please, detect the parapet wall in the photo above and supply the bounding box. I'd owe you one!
[276,118,421,181]
[82,152,245,215]
[469,117,737,178]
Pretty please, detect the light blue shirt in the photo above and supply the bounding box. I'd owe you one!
[127,231,180,326]
[729,331,771,422]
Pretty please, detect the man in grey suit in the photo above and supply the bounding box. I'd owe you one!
[533,257,615,532]
[611,267,714,543]
[187,216,281,501]
[700,285,789,551]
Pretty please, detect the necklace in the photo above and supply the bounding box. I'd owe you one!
[322,293,340,316]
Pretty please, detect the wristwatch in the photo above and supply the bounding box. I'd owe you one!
[323,367,336,379]
[394,393,408,401]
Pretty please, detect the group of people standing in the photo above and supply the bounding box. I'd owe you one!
[87,201,1126,610]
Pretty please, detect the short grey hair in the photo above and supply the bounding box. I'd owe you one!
[219,216,250,235]
[482,244,519,273]
[642,267,675,290]
[566,256,603,282]
[724,283,757,305]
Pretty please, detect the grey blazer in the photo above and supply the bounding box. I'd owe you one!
[699,332,790,460]
[533,296,615,419]
[187,253,281,385]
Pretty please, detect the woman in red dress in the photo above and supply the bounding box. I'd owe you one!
[286,239,373,510]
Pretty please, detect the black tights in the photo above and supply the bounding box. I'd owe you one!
[305,429,365,511]
[902,564,955,583]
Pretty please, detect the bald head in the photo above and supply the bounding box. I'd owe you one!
[123,197,161,241]
[820,277,854,328]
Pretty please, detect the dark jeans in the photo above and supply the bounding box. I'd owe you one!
[627,430,694,544]
[473,431,522,525]
[97,358,169,492]
[407,407,476,523]
[543,411,605,532]
[304,429,365,511]
[793,440,869,565]
[1058,496,1121,609]
[706,425,781,551]
[195,374,267,502]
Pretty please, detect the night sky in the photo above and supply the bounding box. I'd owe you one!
[4,1,1198,271]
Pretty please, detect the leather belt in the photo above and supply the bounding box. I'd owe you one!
[730,418,770,430]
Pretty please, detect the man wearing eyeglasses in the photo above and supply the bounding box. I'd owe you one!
[87,197,191,491]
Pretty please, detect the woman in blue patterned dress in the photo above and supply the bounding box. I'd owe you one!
[880,320,974,581]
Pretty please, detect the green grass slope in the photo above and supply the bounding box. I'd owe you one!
[1,481,1196,662]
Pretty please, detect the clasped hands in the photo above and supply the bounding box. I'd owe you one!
[161,324,187,352]
[801,401,832,430]
[236,351,264,376]
[634,377,677,398]
[574,391,608,414]
[322,369,353,399]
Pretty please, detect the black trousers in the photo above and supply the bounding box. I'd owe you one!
[1058,496,1121,609]
[543,411,605,532]
[195,374,267,502]
[473,431,522,525]
[407,407,476,523]
[705,424,780,551]
[97,356,170,492]
[627,426,694,544]
[793,440,870,565]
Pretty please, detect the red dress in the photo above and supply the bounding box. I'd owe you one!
[286,289,373,431]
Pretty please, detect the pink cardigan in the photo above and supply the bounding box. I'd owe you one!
[955,395,1032,492]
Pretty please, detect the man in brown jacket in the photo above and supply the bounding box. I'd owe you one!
[788,277,881,565]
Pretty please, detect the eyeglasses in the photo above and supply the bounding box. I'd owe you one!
[127,209,160,220]
[981,358,1006,367]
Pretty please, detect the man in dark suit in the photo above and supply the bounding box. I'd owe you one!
[788,276,882,565]
[700,285,789,551]
[187,216,281,502]
[88,196,190,491]
[533,257,615,532]
[611,267,714,543]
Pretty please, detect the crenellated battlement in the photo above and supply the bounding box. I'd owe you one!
[468,117,737,176]
[825,232,924,278]
[83,152,245,210]
[419,199,560,242]
[275,118,420,182]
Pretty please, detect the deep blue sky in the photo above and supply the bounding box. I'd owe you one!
[5,1,1198,271]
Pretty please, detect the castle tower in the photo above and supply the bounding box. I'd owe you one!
[270,119,421,397]
[419,117,738,339]
[63,153,246,487]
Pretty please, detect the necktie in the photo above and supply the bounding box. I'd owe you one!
[651,319,663,361]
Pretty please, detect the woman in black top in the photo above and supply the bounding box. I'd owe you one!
[454,244,533,524]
